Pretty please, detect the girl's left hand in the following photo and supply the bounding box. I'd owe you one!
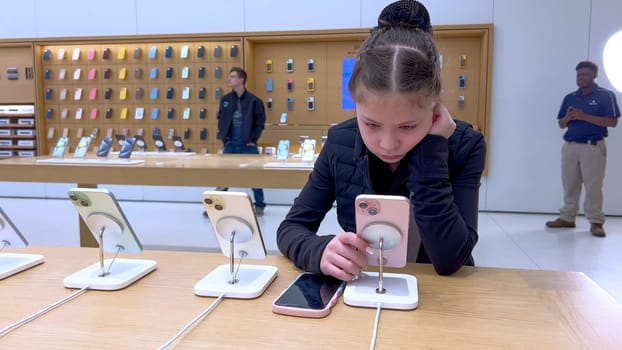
[428,103,456,139]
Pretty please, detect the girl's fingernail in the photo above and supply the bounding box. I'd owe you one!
[365,247,374,255]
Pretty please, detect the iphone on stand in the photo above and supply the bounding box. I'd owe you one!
[201,191,267,259]
[355,194,410,268]
[67,188,142,253]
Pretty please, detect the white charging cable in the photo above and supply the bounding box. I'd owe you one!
[0,286,89,337]
[157,291,227,350]
[370,302,382,350]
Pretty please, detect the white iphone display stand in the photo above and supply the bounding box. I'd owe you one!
[344,194,419,310]
[194,191,277,299]
[344,272,418,310]
[0,207,44,280]
[63,188,157,290]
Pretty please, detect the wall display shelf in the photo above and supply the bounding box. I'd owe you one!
[37,38,242,155]
[0,26,492,164]
[244,26,493,160]
[0,105,37,158]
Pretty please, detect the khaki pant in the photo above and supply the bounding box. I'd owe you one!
[559,140,607,224]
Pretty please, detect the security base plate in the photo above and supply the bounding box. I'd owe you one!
[194,264,278,299]
[0,253,44,280]
[63,258,157,290]
[343,271,418,310]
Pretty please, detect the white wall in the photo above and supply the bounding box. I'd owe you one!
[1,0,621,215]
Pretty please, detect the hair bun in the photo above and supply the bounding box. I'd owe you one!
[377,0,432,33]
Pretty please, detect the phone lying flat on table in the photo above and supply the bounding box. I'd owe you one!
[272,272,345,318]
[355,194,410,268]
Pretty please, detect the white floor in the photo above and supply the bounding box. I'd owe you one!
[1,196,621,304]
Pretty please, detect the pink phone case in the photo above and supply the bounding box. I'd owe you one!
[87,47,96,61]
[271,273,344,318]
[355,194,410,268]
[88,68,97,80]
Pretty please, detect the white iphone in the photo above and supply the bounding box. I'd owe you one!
[67,188,143,254]
[202,191,267,259]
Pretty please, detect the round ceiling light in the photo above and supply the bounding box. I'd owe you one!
[603,30,622,92]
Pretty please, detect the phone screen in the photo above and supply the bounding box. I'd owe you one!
[274,273,344,310]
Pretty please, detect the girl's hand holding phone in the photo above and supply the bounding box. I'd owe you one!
[320,232,369,282]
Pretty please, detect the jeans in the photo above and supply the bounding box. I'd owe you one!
[221,143,265,208]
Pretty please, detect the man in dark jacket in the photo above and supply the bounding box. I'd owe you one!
[215,67,267,216]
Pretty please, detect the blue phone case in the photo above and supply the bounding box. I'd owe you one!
[119,137,136,158]
[97,137,113,157]
[150,87,158,100]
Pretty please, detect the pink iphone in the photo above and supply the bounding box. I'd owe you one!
[355,194,410,268]
[272,272,345,318]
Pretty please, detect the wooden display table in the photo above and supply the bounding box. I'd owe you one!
[0,153,313,188]
[0,154,313,247]
[1,246,621,349]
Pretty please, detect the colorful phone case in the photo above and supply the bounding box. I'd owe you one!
[97,137,112,157]
[355,194,410,268]
[74,136,91,158]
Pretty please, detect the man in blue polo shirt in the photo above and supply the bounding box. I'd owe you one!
[546,61,620,237]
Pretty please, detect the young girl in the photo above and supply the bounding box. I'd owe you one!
[277,0,486,280]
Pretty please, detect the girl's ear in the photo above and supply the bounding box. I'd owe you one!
[432,101,441,122]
